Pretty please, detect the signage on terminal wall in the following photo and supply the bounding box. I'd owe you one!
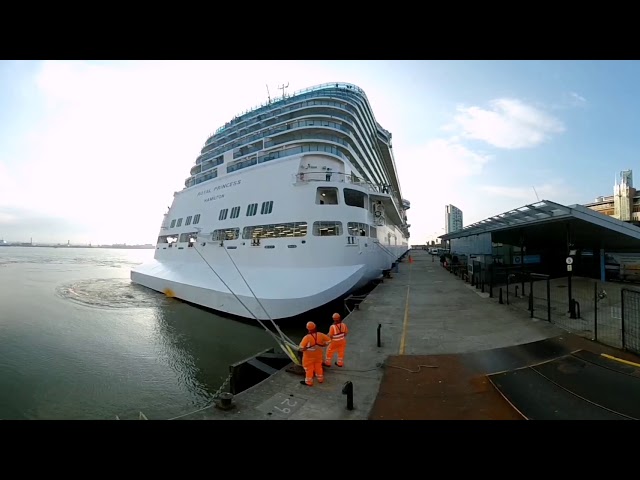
[514,255,541,265]
[524,255,541,264]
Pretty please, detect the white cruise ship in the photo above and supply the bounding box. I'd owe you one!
[131,82,410,320]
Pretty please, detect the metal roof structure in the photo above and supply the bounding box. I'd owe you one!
[439,199,640,250]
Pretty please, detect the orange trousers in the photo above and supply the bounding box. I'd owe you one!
[324,340,346,367]
[302,353,324,386]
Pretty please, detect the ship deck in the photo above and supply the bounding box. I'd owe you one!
[177,250,640,420]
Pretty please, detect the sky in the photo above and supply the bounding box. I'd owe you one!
[1,60,639,245]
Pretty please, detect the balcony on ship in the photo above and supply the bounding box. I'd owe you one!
[294,170,372,189]
[369,190,405,227]
[293,170,405,226]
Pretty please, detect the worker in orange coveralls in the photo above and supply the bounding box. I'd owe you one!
[323,313,349,368]
[298,321,331,387]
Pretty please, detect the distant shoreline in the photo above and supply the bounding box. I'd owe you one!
[0,244,155,249]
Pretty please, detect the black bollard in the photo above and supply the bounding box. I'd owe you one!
[569,298,577,319]
[342,381,354,410]
[515,285,519,298]
[377,323,381,347]
[215,392,235,411]
[499,288,503,304]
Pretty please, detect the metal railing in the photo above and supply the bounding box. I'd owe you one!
[294,171,388,194]
[621,288,640,355]
[210,83,368,137]
[293,170,404,217]
[446,259,640,355]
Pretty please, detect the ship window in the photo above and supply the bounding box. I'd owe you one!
[312,221,343,236]
[347,222,368,237]
[219,209,229,220]
[246,203,258,216]
[242,222,308,239]
[316,187,338,205]
[212,228,240,241]
[176,218,183,227]
[369,226,377,238]
[193,214,201,224]
[230,206,241,219]
[170,219,176,228]
[179,232,199,243]
[185,215,193,226]
[344,188,367,208]
[158,234,179,244]
[260,201,273,215]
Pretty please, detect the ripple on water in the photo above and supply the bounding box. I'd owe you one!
[56,278,172,309]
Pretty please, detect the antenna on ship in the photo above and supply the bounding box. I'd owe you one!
[266,84,271,103]
[278,82,289,100]
[532,186,540,202]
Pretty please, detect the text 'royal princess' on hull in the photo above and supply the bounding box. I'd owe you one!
[131,82,411,320]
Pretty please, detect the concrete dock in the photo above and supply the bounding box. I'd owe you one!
[184,249,606,420]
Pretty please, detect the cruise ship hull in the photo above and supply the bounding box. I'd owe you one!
[131,82,410,321]
[131,259,376,320]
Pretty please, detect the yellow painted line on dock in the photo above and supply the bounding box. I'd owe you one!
[601,353,640,369]
[399,258,413,355]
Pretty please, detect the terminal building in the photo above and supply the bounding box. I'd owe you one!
[439,199,640,283]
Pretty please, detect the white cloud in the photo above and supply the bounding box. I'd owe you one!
[452,98,565,149]
[569,92,587,107]
[404,138,491,177]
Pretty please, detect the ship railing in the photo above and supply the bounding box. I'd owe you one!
[306,170,403,213]
[211,83,368,137]
[293,171,399,198]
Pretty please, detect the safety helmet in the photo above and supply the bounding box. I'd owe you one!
[332,313,341,322]
[306,321,316,331]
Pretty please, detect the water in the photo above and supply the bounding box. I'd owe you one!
[0,246,310,420]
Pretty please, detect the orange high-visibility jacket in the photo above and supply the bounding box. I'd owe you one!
[329,323,348,341]
[299,332,331,361]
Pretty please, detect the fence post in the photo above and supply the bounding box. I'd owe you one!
[499,288,503,304]
[529,280,534,318]
[593,282,598,342]
[506,275,510,305]
[621,289,626,350]
[546,277,551,322]
[489,266,493,298]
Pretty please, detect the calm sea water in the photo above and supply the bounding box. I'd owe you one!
[0,246,309,420]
